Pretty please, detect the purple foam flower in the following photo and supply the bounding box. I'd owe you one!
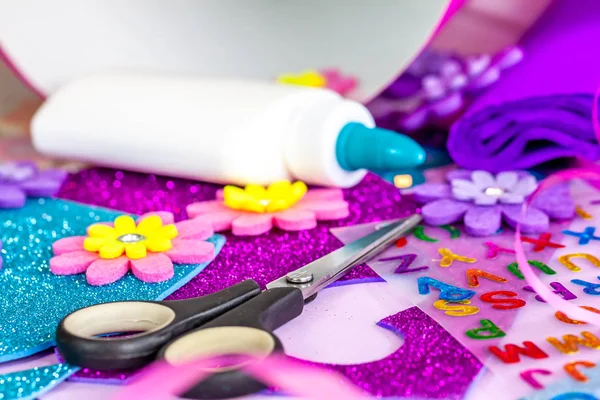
[369,46,524,133]
[0,161,67,208]
[412,170,576,237]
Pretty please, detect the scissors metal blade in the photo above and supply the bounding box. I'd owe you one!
[266,214,422,299]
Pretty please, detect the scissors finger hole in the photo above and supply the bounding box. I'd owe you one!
[163,326,276,371]
[63,302,176,339]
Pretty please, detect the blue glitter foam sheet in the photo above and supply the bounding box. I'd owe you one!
[0,198,225,362]
[0,363,79,400]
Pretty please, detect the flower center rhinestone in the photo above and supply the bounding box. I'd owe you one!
[117,233,146,244]
[484,187,505,198]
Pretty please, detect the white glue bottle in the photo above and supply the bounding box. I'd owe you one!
[32,73,425,187]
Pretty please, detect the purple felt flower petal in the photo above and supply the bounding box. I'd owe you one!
[463,206,502,237]
[511,175,537,196]
[422,75,446,100]
[496,171,518,190]
[421,199,470,226]
[494,46,524,70]
[38,168,69,182]
[440,60,462,79]
[501,205,549,233]
[530,182,576,220]
[0,184,26,208]
[499,192,525,204]
[466,54,491,77]
[471,171,496,190]
[466,66,500,91]
[19,176,64,197]
[447,73,468,90]
[429,93,464,118]
[446,170,473,182]
[447,169,531,183]
[411,183,451,204]
[399,107,430,132]
[452,179,492,204]
[0,162,36,183]
[14,161,39,171]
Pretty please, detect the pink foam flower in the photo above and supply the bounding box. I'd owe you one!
[186,187,350,236]
[49,212,215,286]
[321,68,358,96]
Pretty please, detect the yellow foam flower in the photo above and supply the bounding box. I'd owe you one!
[83,215,179,260]
[276,70,327,88]
[223,180,308,213]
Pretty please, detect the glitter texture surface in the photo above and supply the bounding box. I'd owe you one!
[0,198,225,362]
[58,170,417,294]
[299,307,482,399]
[57,169,426,387]
[0,363,79,400]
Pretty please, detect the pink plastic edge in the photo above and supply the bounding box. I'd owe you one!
[0,43,46,99]
[365,0,466,102]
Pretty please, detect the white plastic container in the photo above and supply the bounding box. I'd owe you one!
[32,73,424,187]
[0,1,451,98]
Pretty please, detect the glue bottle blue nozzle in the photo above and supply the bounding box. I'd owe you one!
[335,122,426,172]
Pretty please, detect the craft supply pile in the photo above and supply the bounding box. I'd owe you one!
[1,1,600,399]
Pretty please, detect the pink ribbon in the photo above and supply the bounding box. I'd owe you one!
[112,355,368,400]
[515,86,600,325]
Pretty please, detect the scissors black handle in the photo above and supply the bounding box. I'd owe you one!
[157,286,304,399]
[56,279,262,370]
[56,280,304,399]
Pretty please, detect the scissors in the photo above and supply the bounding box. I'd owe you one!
[56,214,421,399]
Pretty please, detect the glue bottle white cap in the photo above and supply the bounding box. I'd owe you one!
[32,73,425,187]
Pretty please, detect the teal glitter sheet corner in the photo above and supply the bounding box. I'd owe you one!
[0,363,79,400]
[0,198,225,362]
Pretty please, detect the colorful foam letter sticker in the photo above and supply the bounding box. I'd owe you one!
[465,319,506,340]
[558,253,600,272]
[555,306,600,325]
[395,237,408,248]
[520,369,552,390]
[379,253,429,275]
[507,260,556,280]
[562,227,600,245]
[576,206,593,220]
[483,242,515,259]
[480,291,526,310]
[489,341,549,363]
[547,332,600,355]
[523,282,577,302]
[522,232,565,252]
[418,277,476,301]
[413,224,460,243]
[433,299,479,316]
[571,278,600,295]
[564,361,596,382]
[438,248,476,267]
[466,269,508,287]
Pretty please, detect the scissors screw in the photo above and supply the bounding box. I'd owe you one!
[286,270,314,284]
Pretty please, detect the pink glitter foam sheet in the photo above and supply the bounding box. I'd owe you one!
[56,169,482,398]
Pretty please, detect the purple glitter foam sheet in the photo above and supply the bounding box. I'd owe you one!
[307,307,483,399]
[57,169,482,397]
